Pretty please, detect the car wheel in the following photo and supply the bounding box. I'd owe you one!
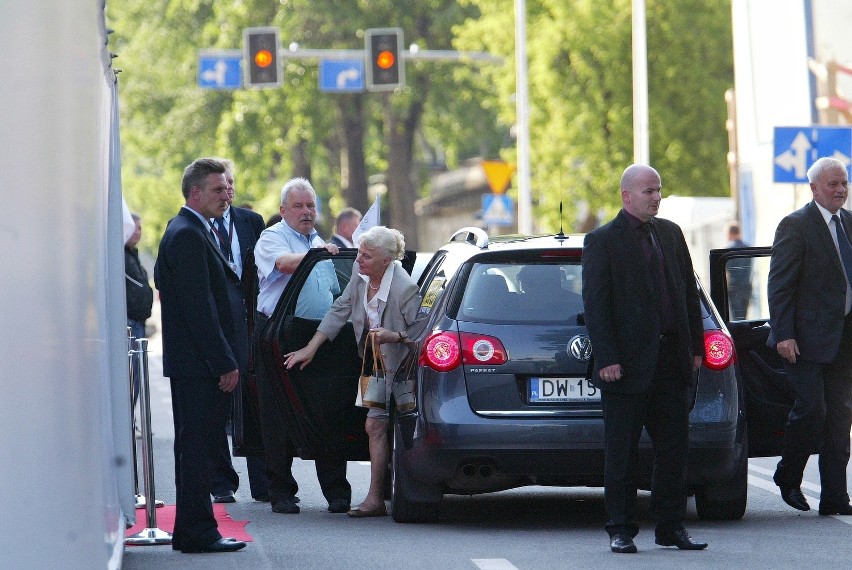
[390,416,440,523]
[695,439,748,520]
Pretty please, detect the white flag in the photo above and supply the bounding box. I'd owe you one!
[121,196,136,245]
[352,194,380,244]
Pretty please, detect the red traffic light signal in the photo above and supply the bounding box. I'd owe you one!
[376,50,395,70]
[254,49,273,68]
[243,27,281,88]
[365,28,404,91]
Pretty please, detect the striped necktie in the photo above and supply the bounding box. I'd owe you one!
[213,217,232,260]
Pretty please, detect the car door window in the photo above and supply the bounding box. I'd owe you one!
[724,255,769,322]
[293,259,340,319]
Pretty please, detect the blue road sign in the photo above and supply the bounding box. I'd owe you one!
[774,126,852,183]
[319,60,364,92]
[198,51,242,89]
[481,194,514,226]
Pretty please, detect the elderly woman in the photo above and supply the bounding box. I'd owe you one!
[284,226,422,517]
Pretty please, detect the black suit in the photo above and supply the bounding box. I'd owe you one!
[231,206,265,265]
[582,210,704,538]
[209,207,266,497]
[767,201,852,505]
[154,207,248,550]
[329,234,350,248]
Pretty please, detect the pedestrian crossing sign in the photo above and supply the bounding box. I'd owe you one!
[482,194,514,226]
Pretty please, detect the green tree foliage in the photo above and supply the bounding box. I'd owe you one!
[456,0,733,230]
[108,0,732,252]
[108,0,506,250]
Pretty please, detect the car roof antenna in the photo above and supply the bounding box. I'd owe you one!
[555,201,567,241]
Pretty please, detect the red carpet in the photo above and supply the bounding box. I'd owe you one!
[125,504,253,544]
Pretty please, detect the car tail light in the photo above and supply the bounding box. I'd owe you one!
[420,332,462,372]
[703,330,736,371]
[419,331,508,372]
[460,333,507,366]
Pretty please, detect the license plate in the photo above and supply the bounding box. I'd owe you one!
[529,377,600,402]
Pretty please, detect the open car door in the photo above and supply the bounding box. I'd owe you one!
[255,248,417,461]
[257,249,365,460]
[708,247,792,457]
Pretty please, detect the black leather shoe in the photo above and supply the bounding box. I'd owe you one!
[328,499,351,513]
[655,529,708,550]
[610,534,637,553]
[779,486,810,511]
[212,491,236,504]
[819,502,852,515]
[181,538,246,553]
[271,498,300,514]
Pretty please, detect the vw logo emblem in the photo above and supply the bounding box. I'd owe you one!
[568,335,593,361]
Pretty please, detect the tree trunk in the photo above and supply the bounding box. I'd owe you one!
[384,91,426,250]
[292,138,312,181]
[337,94,369,214]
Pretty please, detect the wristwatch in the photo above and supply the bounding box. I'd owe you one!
[398,331,407,343]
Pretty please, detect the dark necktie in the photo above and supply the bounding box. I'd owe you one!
[642,221,675,332]
[213,217,232,260]
[642,222,663,265]
[831,214,852,286]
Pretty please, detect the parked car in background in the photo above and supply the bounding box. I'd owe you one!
[252,228,786,524]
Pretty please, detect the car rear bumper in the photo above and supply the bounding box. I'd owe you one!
[399,409,743,495]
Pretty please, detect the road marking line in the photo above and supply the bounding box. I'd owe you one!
[747,474,819,502]
[748,462,821,493]
[748,471,852,525]
[471,559,519,570]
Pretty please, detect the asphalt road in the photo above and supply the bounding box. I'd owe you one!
[121,316,852,570]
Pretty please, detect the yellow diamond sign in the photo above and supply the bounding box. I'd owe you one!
[481,160,516,194]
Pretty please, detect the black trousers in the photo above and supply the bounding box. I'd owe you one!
[169,376,230,550]
[210,403,271,499]
[211,415,239,497]
[775,318,852,506]
[253,312,351,504]
[601,343,690,538]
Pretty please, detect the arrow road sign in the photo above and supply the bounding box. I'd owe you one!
[198,50,242,89]
[319,59,364,92]
[482,194,514,226]
[774,126,852,183]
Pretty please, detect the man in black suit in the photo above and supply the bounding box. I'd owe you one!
[329,207,361,248]
[582,164,707,554]
[154,158,247,554]
[207,159,271,504]
[767,156,852,516]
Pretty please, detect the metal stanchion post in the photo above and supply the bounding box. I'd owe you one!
[125,338,172,545]
[128,327,145,509]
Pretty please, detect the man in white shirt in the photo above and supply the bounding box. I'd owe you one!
[253,177,351,515]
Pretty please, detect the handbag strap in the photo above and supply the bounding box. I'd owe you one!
[371,331,385,375]
[360,331,373,376]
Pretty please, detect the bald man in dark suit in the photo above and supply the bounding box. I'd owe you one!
[767,156,852,516]
[154,158,248,554]
[582,164,707,554]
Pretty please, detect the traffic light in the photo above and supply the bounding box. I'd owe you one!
[243,27,281,88]
[365,28,404,91]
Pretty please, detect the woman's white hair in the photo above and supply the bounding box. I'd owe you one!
[357,226,405,261]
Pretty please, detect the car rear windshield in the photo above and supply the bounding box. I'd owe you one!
[458,262,583,324]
